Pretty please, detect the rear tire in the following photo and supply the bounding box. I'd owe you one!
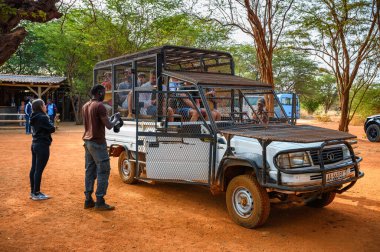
[226,175,270,228]
[366,124,380,142]
[306,192,336,208]
[118,151,137,184]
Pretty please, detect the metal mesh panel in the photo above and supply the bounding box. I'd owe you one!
[134,88,213,184]
[134,87,212,134]
[142,136,210,182]
[199,87,289,130]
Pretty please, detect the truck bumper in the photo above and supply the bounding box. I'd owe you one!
[263,156,363,193]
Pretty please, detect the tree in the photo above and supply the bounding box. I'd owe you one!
[191,0,295,110]
[352,83,380,118]
[103,0,229,50]
[0,0,62,65]
[272,49,319,94]
[317,73,338,114]
[227,44,259,79]
[0,28,50,74]
[292,0,379,131]
[1,0,230,123]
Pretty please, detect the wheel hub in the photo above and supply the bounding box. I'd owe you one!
[232,186,254,218]
[122,160,131,177]
[369,128,378,138]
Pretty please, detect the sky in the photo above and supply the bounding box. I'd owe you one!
[230,29,253,44]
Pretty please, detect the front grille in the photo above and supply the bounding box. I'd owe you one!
[310,147,343,165]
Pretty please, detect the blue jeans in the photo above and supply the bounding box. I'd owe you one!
[147,105,157,116]
[25,116,31,134]
[48,115,55,126]
[84,141,111,200]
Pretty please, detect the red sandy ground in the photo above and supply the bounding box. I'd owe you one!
[0,120,379,252]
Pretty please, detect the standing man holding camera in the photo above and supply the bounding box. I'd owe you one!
[82,84,121,211]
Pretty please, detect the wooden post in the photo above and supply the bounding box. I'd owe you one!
[41,86,51,97]
[27,86,38,97]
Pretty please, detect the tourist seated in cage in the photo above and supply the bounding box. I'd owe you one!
[127,70,173,121]
[118,68,133,109]
[204,88,221,121]
[168,77,181,91]
[101,72,113,114]
[252,98,269,124]
[137,72,147,86]
[176,82,209,122]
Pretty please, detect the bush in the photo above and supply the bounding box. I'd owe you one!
[350,115,366,126]
[301,99,321,114]
[352,86,380,119]
[315,114,332,122]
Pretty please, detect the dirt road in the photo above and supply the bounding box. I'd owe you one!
[0,121,379,251]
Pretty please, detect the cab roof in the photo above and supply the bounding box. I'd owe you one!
[94,45,233,70]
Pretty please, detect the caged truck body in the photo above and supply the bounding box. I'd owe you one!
[93,45,363,228]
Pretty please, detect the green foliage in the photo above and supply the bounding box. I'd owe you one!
[0,0,17,23]
[301,98,321,114]
[1,0,230,97]
[272,49,319,94]
[1,0,376,121]
[226,44,258,79]
[0,28,50,74]
[352,85,380,118]
[316,73,338,113]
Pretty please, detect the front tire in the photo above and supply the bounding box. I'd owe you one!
[226,175,270,228]
[366,124,380,142]
[306,192,336,208]
[118,151,137,184]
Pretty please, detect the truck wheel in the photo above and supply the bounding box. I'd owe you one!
[118,151,137,184]
[226,175,270,228]
[366,124,380,142]
[306,192,336,208]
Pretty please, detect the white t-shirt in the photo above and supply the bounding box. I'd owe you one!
[139,82,167,108]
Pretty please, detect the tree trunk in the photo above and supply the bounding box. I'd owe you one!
[0,28,27,66]
[70,95,83,125]
[258,52,274,113]
[338,90,350,132]
[77,96,83,125]
[0,0,62,66]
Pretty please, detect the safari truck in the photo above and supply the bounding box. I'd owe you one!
[93,45,363,228]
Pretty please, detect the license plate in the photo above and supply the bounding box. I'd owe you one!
[326,169,347,183]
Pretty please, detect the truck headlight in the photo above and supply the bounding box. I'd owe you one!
[276,152,312,169]
[342,145,351,159]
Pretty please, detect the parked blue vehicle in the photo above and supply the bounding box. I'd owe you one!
[234,93,300,121]
[277,93,300,119]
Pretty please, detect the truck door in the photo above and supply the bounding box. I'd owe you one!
[135,90,214,184]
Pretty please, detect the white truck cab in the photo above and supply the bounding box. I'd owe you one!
[94,46,363,228]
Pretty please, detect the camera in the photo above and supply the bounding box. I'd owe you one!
[110,114,124,133]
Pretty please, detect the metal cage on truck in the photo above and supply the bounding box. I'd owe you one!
[93,45,363,229]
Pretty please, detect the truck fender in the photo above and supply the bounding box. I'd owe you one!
[109,144,130,158]
[365,117,380,131]
[216,156,262,192]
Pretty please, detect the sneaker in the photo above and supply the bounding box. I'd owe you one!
[84,198,95,209]
[32,193,49,201]
[39,192,50,199]
[94,202,115,211]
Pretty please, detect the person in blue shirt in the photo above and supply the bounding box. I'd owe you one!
[117,69,133,108]
[46,99,57,125]
[168,77,180,91]
[24,98,33,134]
